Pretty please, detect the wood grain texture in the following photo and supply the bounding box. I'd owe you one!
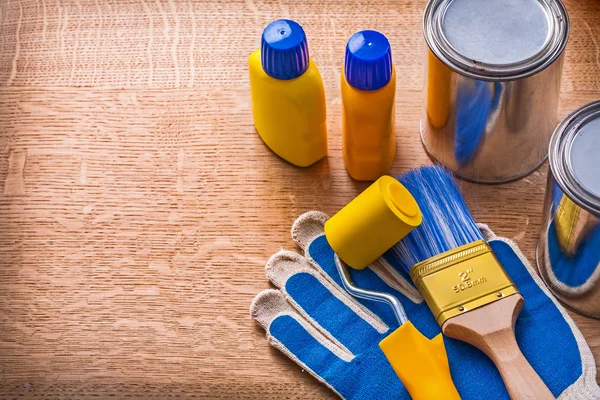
[0,0,598,398]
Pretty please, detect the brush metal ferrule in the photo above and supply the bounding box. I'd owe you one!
[410,240,518,326]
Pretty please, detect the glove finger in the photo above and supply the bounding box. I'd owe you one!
[250,289,351,396]
[266,250,389,355]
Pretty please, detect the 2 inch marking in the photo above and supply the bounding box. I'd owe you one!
[453,269,487,293]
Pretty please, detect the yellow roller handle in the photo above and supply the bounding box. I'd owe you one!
[379,321,461,400]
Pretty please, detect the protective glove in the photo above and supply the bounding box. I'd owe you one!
[251,211,600,399]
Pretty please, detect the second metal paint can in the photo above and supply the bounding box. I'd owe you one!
[421,0,570,183]
[537,101,600,318]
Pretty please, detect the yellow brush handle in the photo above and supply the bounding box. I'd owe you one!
[379,322,461,400]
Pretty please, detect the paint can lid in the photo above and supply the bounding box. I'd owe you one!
[261,20,309,80]
[424,0,569,80]
[550,101,600,215]
[344,30,393,91]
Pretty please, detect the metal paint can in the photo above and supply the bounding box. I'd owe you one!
[421,0,569,183]
[537,101,600,318]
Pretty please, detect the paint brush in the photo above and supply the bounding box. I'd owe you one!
[389,165,553,400]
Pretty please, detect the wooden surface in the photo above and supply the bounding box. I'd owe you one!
[0,0,598,398]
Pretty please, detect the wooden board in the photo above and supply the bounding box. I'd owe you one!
[0,0,598,398]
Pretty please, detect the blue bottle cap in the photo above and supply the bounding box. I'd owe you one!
[261,20,309,80]
[345,30,393,91]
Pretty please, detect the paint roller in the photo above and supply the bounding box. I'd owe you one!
[324,175,461,400]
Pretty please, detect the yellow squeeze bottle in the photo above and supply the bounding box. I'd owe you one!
[342,30,396,181]
[248,20,327,167]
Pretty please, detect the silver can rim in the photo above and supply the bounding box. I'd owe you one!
[549,100,600,216]
[423,0,570,81]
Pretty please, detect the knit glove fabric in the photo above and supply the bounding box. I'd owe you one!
[251,211,600,399]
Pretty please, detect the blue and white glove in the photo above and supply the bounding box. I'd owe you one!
[251,211,600,399]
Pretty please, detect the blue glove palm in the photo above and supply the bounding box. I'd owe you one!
[251,211,599,399]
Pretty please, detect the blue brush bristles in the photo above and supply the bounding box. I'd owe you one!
[390,165,483,273]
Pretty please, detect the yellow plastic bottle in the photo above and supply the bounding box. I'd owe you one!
[248,20,327,167]
[342,30,396,181]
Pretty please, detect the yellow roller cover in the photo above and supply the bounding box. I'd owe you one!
[324,175,422,270]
